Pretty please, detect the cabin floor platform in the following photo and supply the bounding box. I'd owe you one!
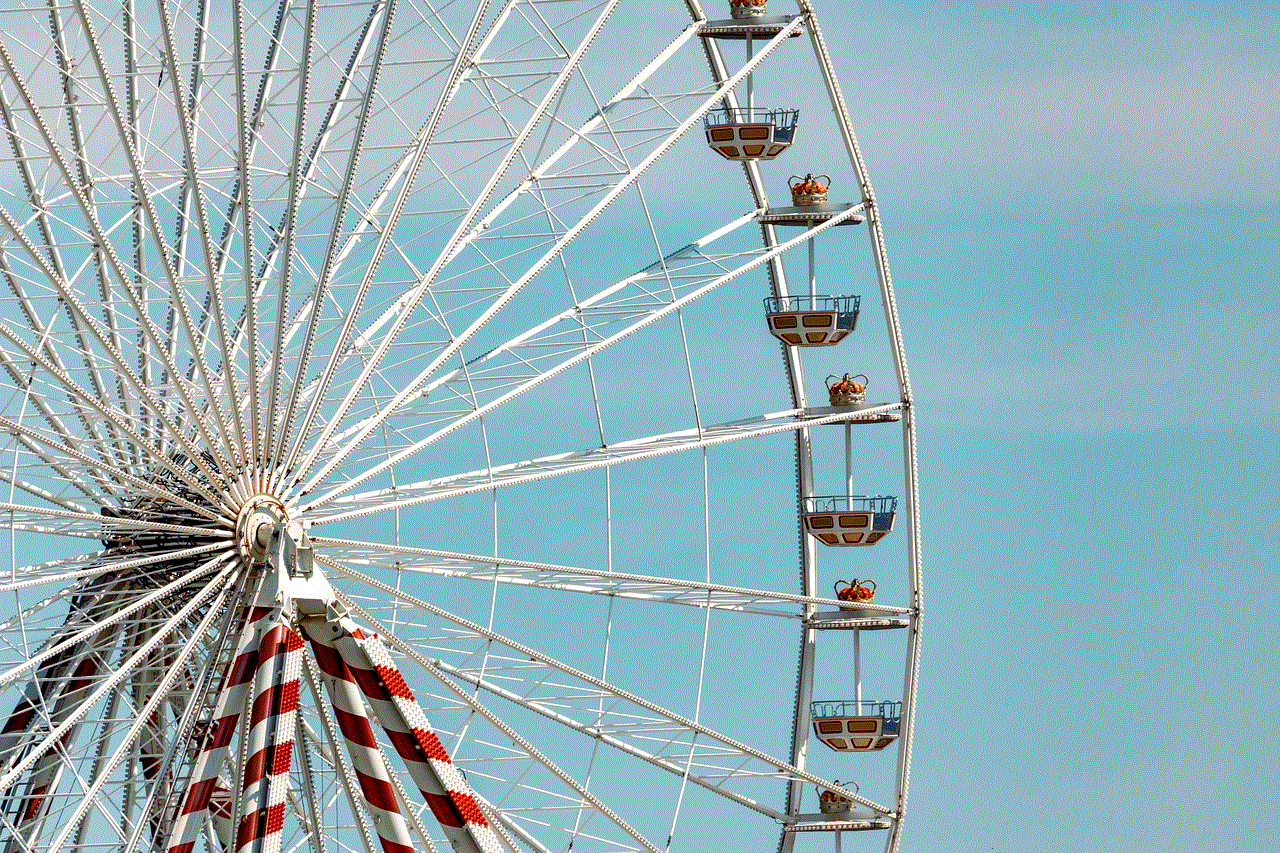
[785,813,892,832]
[699,15,803,40]
[808,609,910,630]
[760,202,865,226]
[801,404,901,422]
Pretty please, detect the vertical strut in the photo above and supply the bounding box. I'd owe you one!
[235,621,303,853]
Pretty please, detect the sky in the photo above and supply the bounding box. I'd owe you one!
[811,3,1278,851]
[0,3,1274,852]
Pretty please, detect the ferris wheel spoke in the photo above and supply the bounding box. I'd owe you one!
[274,2,494,485]
[210,0,397,481]
[284,0,621,496]
[46,5,143,470]
[256,0,318,476]
[155,0,210,285]
[427,11,801,277]
[123,0,182,476]
[0,552,230,696]
[297,201,866,511]
[0,502,226,545]
[0,265,135,502]
[0,393,210,512]
[444,17,704,246]
[310,404,897,523]
[152,0,252,472]
[29,4,241,474]
[209,0,291,284]
[310,536,906,619]
[0,543,228,597]
[226,0,262,477]
[264,0,398,475]
[0,196,233,502]
[209,0,295,471]
[32,570,240,853]
[0,556,236,813]
[0,221,174,489]
[0,98,135,476]
[0,433,98,515]
[0,411,231,522]
[405,210,802,408]
[0,326,235,514]
[434,653,890,820]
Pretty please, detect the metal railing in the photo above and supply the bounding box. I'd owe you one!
[811,699,903,726]
[804,495,897,515]
[704,106,799,130]
[763,294,859,315]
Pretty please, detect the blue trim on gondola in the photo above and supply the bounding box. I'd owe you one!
[811,699,903,728]
[704,106,799,130]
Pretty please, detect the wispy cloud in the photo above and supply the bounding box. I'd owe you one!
[818,4,1280,207]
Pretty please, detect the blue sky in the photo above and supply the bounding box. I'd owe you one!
[0,3,1272,851]
[814,3,1278,851]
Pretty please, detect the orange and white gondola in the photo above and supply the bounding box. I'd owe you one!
[810,700,902,753]
[704,107,799,160]
[764,295,859,346]
[802,495,897,546]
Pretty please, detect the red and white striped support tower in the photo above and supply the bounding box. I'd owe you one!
[166,604,280,853]
[234,620,304,853]
[304,630,420,853]
[304,616,505,853]
[167,510,506,853]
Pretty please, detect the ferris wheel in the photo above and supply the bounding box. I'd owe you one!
[0,1,922,852]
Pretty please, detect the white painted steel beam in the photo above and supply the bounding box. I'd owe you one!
[313,403,899,523]
[312,535,909,618]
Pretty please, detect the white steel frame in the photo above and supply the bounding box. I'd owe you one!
[0,2,921,852]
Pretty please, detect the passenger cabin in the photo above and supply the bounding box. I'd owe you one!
[811,700,901,752]
[764,295,858,346]
[803,495,896,546]
[704,107,799,161]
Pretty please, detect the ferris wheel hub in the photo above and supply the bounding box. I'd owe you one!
[235,495,288,564]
